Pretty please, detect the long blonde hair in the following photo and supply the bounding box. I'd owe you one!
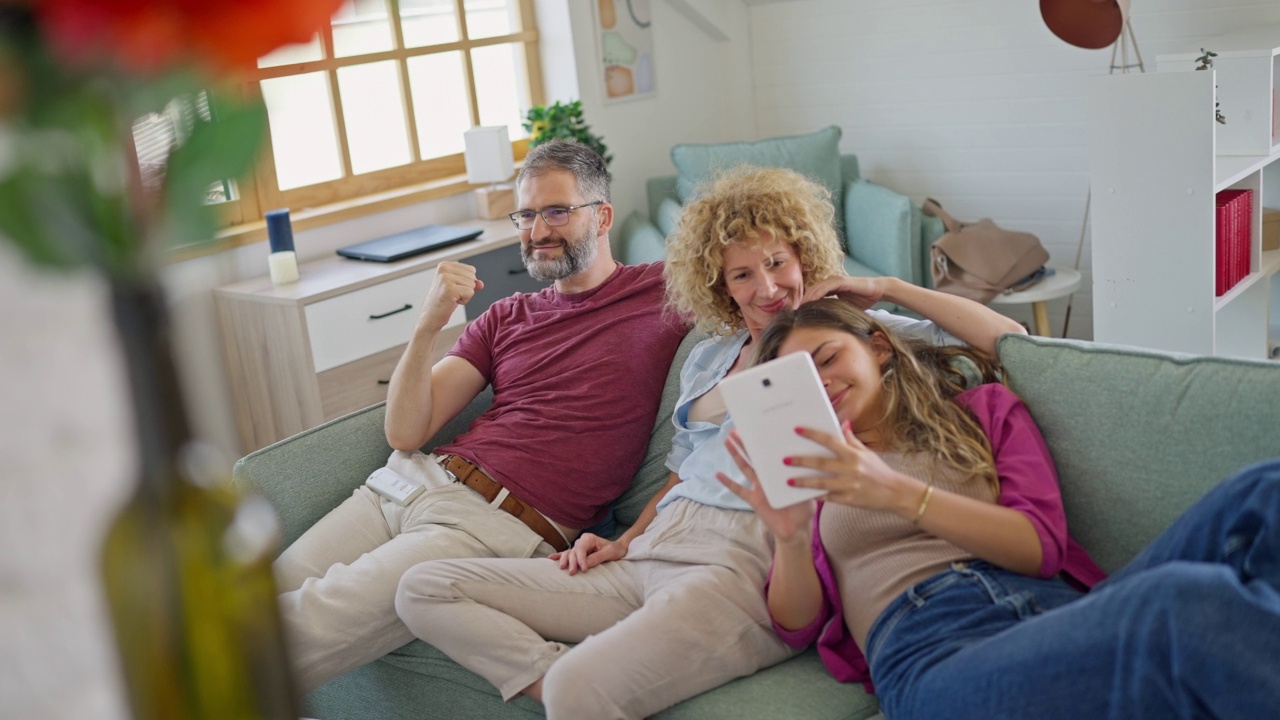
[754,299,1002,491]
[663,166,845,335]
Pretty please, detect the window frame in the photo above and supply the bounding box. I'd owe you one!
[175,0,542,260]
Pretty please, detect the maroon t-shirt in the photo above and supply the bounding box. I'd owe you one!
[437,262,687,528]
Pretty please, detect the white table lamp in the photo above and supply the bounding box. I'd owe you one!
[464,125,516,219]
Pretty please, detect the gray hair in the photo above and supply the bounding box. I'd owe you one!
[517,139,611,204]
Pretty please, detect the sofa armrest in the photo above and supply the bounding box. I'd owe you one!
[617,211,667,265]
[233,389,494,552]
[843,179,919,286]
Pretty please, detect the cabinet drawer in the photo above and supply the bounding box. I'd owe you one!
[305,268,465,373]
[316,324,467,420]
[317,344,404,420]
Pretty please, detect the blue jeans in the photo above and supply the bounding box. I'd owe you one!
[865,457,1280,720]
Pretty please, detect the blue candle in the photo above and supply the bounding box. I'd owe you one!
[265,209,294,254]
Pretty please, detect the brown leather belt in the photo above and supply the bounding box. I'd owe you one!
[439,455,570,553]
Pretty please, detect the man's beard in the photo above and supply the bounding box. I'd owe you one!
[521,224,599,282]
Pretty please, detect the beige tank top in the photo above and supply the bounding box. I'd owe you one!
[819,452,998,650]
[688,383,728,425]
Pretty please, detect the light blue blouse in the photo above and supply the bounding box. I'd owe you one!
[658,310,958,511]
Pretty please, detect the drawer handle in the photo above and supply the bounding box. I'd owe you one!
[369,303,412,320]
[377,379,390,385]
[508,268,528,275]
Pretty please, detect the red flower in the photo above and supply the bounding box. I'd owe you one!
[34,0,346,74]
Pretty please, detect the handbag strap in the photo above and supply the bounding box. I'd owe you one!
[921,198,961,234]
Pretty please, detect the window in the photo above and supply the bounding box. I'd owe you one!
[149,0,543,241]
[131,90,257,226]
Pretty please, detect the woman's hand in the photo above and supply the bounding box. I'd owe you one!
[802,275,887,309]
[787,424,922,516]
[551,533,627,575]
[717,431,815,544]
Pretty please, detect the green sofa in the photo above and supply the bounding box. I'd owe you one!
[235,333,1280,719]
[615,126,946,297]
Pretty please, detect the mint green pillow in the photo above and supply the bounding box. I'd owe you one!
[654,196,682,237]
[617,211,666,265]
[670,126,844,213]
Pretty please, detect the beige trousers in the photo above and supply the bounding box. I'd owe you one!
[394,498,796,720]
[275,451,555,691]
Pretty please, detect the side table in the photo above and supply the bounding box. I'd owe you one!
[989,266,1082,337]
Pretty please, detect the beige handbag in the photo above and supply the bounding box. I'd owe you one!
[922,198,1049,305]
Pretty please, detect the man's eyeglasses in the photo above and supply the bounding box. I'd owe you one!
[508,201,603,230]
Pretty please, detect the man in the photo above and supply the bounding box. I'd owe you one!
[274,140,689,691]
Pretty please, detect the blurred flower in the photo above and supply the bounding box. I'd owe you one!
[35,0,344,74]
[0,0,343,276]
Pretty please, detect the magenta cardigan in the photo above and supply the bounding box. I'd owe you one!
[767,383,1107,692]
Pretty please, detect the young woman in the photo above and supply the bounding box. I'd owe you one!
[392,167,1024,719]
[723,298,1280,720]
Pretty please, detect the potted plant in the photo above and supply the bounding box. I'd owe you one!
[523,99,612,165]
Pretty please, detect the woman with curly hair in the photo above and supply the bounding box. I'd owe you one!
[393,166,1023,719]
[725,299,1280,719]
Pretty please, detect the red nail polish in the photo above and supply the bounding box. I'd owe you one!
[794,426,804,434]
[782,457,793,466]
[786,478,796,486]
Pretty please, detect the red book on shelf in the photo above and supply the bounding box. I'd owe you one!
[1216,189,1253,294]
[1235,189,1253,287]
[1216,197,1230,296]
[1232,193,1240,290]
[1243,189,1254,281]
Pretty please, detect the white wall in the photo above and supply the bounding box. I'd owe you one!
[567,0,757,222]
[745,0,1280,339]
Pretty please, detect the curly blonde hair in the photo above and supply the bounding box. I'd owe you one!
[663,166,846,335]
[754,299,1003,493]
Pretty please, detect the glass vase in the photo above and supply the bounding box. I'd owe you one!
[100,278,299,720]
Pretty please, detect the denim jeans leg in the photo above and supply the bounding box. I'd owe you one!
[877,562,1280,720]
[1103,456,1280,592]
[870,564,1083,719]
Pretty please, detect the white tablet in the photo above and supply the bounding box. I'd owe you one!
[719,352,842,509]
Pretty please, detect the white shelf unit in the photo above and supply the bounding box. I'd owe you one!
[1090,50,1280,360]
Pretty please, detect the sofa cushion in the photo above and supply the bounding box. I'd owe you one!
[654,196,682,237]
[307,642,880,720]
[670,126,844,219]
[841,254,882,280]
[646,175,681,230]
[843,179,917,284]
[618,211,666,265]
[997,334,1280,573]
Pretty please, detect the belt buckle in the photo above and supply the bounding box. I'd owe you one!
[436,454,462,484]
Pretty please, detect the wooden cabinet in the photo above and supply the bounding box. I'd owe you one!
[1089,25,1280,359]
[216,219,545,452]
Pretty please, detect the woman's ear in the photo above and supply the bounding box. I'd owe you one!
[869,331,894,368]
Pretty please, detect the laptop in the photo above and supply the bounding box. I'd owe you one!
[336,224,485,263]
